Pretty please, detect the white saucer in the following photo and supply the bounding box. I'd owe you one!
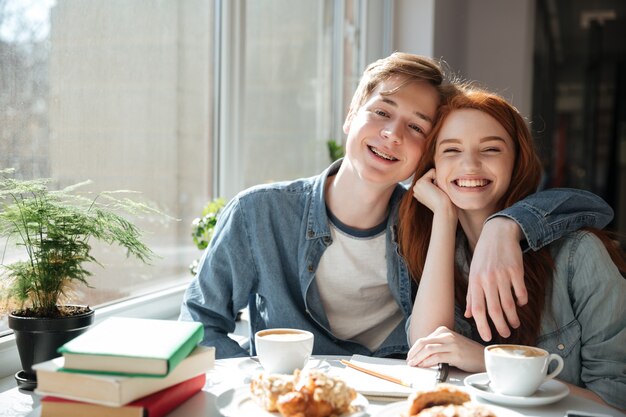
[216,386,368,417]
[238,357,331,376]
[464,373,570,406]
[373,400,525,417]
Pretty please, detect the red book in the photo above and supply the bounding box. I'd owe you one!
[40,373,205,417]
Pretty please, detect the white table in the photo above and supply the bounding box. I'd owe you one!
[0,356,623,417]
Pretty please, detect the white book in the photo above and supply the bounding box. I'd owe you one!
[34,346,214,407]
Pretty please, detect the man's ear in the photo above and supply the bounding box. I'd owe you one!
[343,111,353,134]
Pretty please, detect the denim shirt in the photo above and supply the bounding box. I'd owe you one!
[454,231,626,409]
[180,159,613,360]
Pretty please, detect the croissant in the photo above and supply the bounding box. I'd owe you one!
[405,384,495,417]
[276,369,355,417]
[406,383,471,415]
[250,372,295,412]
[414,404,496,417]
[277,390,335,417]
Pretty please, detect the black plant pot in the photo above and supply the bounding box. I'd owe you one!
[8,306,95,391]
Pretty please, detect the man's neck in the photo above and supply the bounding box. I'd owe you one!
[324,168,394,230]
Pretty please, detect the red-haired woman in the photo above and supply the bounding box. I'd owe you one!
[398,86,626,409]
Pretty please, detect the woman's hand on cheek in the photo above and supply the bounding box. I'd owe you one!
[406,326,486,373]
[413,169,455,218]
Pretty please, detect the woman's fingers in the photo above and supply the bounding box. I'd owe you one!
[407,328,453,367]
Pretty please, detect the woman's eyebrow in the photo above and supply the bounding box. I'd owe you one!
[438,136,507,146]
[479,136,507,143]
[438,138,461,146]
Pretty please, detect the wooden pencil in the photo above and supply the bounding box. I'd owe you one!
[340,360,413,388]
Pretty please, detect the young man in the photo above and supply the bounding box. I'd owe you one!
[179,52,612,359]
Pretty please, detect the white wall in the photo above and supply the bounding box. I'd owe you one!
[393,0,535,118]
[463,0,535,116]
[393,0,435,57]
[432,0,468,78]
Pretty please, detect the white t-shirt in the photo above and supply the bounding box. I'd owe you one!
[315,212,404,351]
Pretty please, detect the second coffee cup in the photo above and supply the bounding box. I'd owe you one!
[485,344,564,397]
[255,328,314,374]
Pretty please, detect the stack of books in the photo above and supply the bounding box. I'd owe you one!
[33,317,215,417]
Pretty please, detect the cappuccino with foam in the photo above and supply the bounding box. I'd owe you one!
[488,345,544,358]
[256,329,312,342]
[485,344,564,397]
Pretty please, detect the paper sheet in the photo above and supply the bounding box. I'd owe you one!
[340,355,438,399]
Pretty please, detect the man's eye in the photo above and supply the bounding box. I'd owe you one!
[409,124,424,135]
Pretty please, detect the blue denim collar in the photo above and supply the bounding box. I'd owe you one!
[305,159,341,241]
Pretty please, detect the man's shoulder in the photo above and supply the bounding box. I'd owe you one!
[237,174,318,199]
[230,172,322,213]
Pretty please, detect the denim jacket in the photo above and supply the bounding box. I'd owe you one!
[454,231,626,409]
[180,159,613,360]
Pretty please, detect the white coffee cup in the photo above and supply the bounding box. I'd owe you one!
[485,344,564,397]
[254,328,314,374]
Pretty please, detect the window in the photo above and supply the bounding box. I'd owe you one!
[0,0,214,334]
[0,0,389,344]
[216,0,369,199]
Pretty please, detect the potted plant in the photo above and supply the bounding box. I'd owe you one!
[0,168,163,390]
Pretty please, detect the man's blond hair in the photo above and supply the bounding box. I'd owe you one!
[346,52,444,122]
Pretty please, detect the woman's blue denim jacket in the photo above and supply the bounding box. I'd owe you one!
[454,231,626,409]
[180,160,613,360]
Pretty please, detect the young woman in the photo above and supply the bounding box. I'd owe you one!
[397,86,626,409]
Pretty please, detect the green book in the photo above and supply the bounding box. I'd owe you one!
[57,317,204,377]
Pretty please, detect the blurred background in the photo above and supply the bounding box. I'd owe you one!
[1,0,625,333]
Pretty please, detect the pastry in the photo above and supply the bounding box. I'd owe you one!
[406,383,471,415]
[404,384,496,417]
[276,369,357,417]
[415,403,496,417]
[250,369,357,417]
[250,372,295,411]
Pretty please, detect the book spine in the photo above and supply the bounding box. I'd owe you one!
[41,397,140,417]
[143,373,206,417]
[166,325,204,374]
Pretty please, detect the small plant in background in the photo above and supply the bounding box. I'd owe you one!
[189,197,226,275]
[327,139,345,162]
[0,168,163,318]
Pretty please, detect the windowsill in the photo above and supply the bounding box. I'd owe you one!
[0,283,189,380]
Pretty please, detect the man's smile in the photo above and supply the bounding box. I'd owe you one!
[368,145,398,161]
